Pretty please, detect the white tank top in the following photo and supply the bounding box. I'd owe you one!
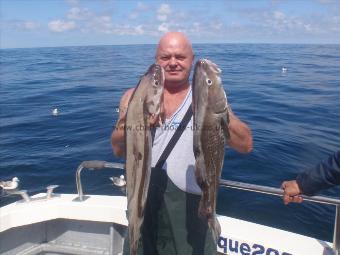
[151,88,201,195]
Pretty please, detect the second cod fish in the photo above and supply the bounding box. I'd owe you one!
[125,64,164,255]
[192,59,230,242]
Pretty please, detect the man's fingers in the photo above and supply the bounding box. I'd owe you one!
[283,194,290,205]
[283,194,303,205]
[281,180,304,205]
[291,196,303,203]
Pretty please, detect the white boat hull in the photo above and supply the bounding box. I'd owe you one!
[0,193,334,255]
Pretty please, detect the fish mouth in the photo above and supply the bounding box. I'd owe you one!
[149,64,164,86]
[197,59,221,74]
[150,64,162,73]
[147,64,162,74]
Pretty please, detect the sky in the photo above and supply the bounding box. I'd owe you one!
[1,0,340,49]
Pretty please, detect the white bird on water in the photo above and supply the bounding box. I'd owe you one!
[52,108,59,116]
[0,177,20,190]
[110,175,126,187]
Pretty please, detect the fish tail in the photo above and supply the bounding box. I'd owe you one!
[129,225,139,255]
[208,216,221,243]
[130,238,138,255]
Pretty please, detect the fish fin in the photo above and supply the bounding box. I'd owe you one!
[194,155,207,188]
[195,155,209,219]
[221,112,230,141]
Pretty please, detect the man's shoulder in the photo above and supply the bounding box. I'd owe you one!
[120,88,135,103]
[124,88,135,97]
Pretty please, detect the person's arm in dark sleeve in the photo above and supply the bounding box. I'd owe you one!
[296,151,340,196]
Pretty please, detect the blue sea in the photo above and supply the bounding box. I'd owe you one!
[1,44,339,242]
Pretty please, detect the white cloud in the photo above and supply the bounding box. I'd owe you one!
[109,24,146,36]
[129,2,149,20]
[158,23,169,33]
[210,21,223,30]
[2,20,40,31]
[45,2,179,37]
[191,22,201,33]
[243,10,318,34]
[47,0,338,41]
[157,4,171,21]
[48,20,76,32]
[67,7,92,20]
[88,15,113,33]
[23,21,39,30]
[135,25,144,35]
[94,15,112,24]
[129,12,139,20]
[273,11,285,20]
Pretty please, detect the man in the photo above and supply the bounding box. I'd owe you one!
[281,151,340,205]
[111,32,252,255]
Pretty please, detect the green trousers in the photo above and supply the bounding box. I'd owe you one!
[123,168,216,255]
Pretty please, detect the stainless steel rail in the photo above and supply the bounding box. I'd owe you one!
[219,179,340,206]
[76,160,125,201]
[219,179,340,255]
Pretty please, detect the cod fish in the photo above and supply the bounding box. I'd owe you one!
[192,59,230,242]
[125,64,164,255]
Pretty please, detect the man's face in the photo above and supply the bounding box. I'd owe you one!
[156,38,194,86]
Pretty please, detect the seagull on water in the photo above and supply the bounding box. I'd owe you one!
[0,177,20,190]
[110,175,126,187]
[52,108,59,116]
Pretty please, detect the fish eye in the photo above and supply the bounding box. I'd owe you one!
[206,78,212,86]
[154,80,159,86]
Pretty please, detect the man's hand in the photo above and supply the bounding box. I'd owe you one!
[111,89,134,157]
[226,108,253,154]
[281,180,303,205]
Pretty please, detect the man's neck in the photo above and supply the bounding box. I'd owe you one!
[163,81,191,119]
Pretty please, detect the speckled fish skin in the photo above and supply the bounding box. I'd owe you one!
[192,59,230,242]
[125,64,164,255]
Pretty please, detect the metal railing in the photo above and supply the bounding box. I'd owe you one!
[75,160,125,201]
[75,160,340,254]
[219,179,340,255]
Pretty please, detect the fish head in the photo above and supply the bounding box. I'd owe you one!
[145,64,165,125]
[193,59,228,115]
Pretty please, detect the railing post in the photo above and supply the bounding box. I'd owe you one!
[334,205,340,255]
[76,164,84,201]
[75,161,125,201]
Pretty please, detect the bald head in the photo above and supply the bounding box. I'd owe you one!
[156,32,194,58]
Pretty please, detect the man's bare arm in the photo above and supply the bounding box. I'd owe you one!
[111,88,134,157]
[227,109,253,153]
